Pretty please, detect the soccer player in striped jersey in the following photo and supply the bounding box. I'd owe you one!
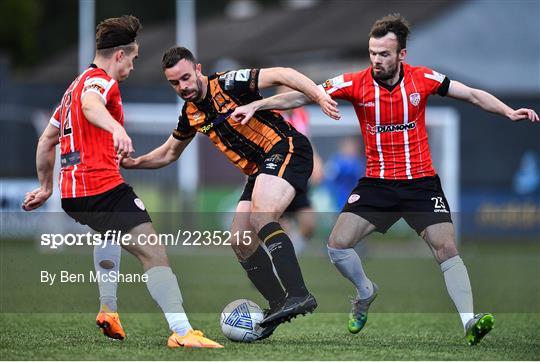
[230,13,538,345]
[22,16,222,348]
[121,46,338,338]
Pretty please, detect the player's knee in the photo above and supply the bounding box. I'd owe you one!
[249,210,278,232]
[436,241,458,263]
[98,259,115,269]
[138,245,169,267]
[231,240,258,261]
[328,232,354,249]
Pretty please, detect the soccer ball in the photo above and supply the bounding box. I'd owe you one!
[220,299,264,342]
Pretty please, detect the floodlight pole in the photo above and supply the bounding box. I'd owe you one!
[78,0,95,73]
[176,0,199,209]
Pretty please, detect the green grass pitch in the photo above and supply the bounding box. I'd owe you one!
[1,239,539,360]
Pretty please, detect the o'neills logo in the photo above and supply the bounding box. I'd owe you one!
[367,121,416,135]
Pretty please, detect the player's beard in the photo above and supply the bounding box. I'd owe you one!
[372,59,400,82]
[181,78,204,102]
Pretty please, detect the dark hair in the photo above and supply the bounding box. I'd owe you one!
[162,46,197,70]
[96,15,141,56]
[369,13,410,51]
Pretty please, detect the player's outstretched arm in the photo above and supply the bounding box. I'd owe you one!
[258,67,340,119]
[22,123,59,211]
[81,92,135,157]
[231,91,312,125]
[121,135,193,169]
[447,80,539,122]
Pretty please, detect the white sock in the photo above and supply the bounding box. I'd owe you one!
[94,239,121,312]
[328,246,373,299]
[440,255,474,329]
[145,266,192,336]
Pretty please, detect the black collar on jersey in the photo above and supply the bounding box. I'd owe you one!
[89,63,98,69]
[373,63,404,92]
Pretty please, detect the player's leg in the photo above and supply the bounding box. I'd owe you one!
[421,222,494,345]
[328,178,400,333]
[250,174,307,295]
[61,191,127,340]
[231,200,286,310]
[421,222,472,326]
[403,175,493,344]
[328,212,380,333]
[93,237,121,313]
[282,193,315,256]
[93,238,125,340]
[123,222,222,348]
[250,174,317,326]
[328,212,376,299]
[230,200,287,340]
[121,222,189,334]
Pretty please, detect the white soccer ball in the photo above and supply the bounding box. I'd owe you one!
[220,299,264,342]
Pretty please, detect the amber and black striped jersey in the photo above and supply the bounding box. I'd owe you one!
[171,69,301,175]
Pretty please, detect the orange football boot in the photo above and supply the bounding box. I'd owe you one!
[96,310,126,340]
[167,330,223,348]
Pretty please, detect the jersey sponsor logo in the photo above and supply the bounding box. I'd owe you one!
[60,151,81,167]
[358,101,375,107]
[198,122,213,134]
[197,110,233,134]
[134,198,146,211]
[367,121,416,135]
[409,92,421,106]
[348,194,360,203]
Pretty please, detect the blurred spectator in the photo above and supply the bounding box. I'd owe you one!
[324,137,365,210]
[513,151,540,195]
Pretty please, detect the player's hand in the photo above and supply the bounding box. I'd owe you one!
[508,108,539,122]
[231,104,257,125]
[316,93,340,120]
[120,156,139,169]
[22,187,52,211]
[113,127,134,158]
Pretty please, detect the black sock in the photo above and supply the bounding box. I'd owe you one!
[258,221,308,297]
[240,245,286,307]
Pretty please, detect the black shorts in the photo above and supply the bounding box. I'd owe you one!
[239,135,313,209]
[61,183,152,233]
[342,175,452,235]
[240,175,312,213]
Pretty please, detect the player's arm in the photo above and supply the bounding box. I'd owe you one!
[231,68,339,124]
[258,67,339,119]
[231,91,314,124]
[121,135,193,169]
[447,80,539,122]
[81,92,134,156]
[22,123,60,211]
